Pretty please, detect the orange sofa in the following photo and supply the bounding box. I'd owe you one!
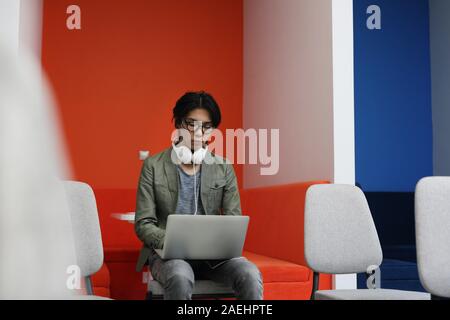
[91,263,111,298]
[91,181,332,299]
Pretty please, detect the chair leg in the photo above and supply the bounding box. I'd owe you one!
[310,272,319,300]
[85,276,94,295]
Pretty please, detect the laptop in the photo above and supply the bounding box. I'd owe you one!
[154,214,249,260]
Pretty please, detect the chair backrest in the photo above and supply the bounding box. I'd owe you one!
[64,181,104,277]
[304,184,383,274]
[415,176,450,298]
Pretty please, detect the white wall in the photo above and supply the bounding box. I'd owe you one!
[243,0,334,188]
[429,0,450,176]
[243,0,356,289]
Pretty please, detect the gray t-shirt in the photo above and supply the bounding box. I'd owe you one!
[175,165,205,215]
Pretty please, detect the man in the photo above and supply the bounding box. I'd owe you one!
[134,91,263,300]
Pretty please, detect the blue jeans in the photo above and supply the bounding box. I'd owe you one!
[148,250,264,300]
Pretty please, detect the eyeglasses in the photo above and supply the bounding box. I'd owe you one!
[181,118,214,134]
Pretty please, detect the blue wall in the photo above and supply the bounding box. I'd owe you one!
[354,0,433,192]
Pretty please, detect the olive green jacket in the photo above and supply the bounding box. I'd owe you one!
[134,146,242,271]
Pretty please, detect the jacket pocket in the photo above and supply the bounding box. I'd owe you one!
[208,180,226,211]
[210,179,226,189]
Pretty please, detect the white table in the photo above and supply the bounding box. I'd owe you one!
[111,212,135,224]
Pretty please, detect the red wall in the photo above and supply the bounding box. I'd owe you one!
[42,0,243,189]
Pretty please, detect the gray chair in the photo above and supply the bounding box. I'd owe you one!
[415,177,450,300]
[304,184,430,300]
[64,181,111,300]
[147,275,235,300]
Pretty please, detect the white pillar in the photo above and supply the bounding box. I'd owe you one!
[331,0,357,290]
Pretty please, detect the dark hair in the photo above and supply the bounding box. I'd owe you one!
[172,91,221,128]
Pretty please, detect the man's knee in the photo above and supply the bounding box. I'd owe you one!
[161,260,195,300]
[162,273,195,300]
[232,261,264,300]
[164,260,195,289]
[234,260,263,286]
[165,273,194,290]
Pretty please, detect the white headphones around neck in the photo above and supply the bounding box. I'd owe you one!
[172,136,207,215]
[172,137,207,165]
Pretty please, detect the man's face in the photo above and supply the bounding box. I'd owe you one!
[180,108,213,151]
